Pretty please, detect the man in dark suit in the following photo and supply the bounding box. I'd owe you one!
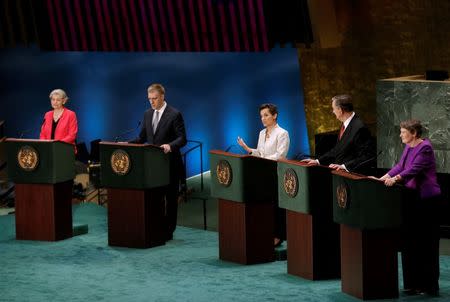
[303,94,375,173]
[132,83,187,241]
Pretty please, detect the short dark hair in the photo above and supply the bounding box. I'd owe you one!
[259,103,278,116]
[332,94,353,112]
[400,119,423,138]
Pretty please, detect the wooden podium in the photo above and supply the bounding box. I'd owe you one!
[332,170,408,300]
[100,142,170,248]
[277,159,340,280]
[210,150,278,264]
[6,139,75,241]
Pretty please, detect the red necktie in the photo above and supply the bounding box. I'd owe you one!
[339,124,345,140]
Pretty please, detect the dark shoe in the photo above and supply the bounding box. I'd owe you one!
[425,289,439,297]
[402,288,418,296]
[166,234,173,241]
[422,286,440,297]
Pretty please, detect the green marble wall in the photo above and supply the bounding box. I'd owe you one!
[377,78,450,173]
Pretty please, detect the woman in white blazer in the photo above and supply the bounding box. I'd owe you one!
[237,103,290,247]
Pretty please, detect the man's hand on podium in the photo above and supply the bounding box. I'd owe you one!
[301,158,319,166]
[329,163,347,171]
[161,144,171,153]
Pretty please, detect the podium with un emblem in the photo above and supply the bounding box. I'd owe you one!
[6,138,75,241]
[210,150,278,264]
[332,170,408,300]
[277,159,340,280]
[100,142,170,248]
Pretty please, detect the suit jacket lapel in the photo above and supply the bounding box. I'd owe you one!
[147,110,155,142]
[154,107,170,137]
[340,115,356,142]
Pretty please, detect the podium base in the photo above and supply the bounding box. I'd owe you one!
[15,181,73,241]
[218,199,275,264]
[340,224,399,300]
[286,210,340,280]
[108,187,166,249]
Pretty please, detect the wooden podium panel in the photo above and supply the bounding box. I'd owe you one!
[332,170,407,300]
[286,210,340,280]
[100,142,170,248]
[218,199,274,264]
[210,150,278,265]
[15,181,73,241]
[108,187,166,248]
[340,225,399,300]
[278,160,340,280]
[6,139,75,241]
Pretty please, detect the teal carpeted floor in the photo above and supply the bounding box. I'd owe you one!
[0,203,449,302]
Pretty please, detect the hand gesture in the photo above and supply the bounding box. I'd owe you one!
[237,136,250,153]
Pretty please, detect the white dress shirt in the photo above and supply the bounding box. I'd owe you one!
[154,101,167,124]
[342,111,355,131]
[250,124,290,160]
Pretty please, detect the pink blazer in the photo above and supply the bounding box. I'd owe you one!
[40,109,78,146]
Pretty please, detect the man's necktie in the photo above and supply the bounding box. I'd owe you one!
[152,110,159,134]
[339,124,345,140]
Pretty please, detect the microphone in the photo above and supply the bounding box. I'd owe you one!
[225,144,237,152]
[114,121,141,142]
[17,117,47,139]
[351,150,383,172]
[225,144,246,154]
[294,149,313,160]
[18,118,43,138]
[18,128,34,139]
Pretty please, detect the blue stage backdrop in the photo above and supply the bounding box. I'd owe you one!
[0,46,309,177]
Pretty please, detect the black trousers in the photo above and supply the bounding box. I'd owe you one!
[165,154,185,239]
[165,181,179,238]
[275,206,286,241]
[401,195,440,291]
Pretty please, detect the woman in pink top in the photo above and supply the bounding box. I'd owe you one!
[40,89,78,151]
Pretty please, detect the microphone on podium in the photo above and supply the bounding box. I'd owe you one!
[351,150,383,172]
[225,144,237,152]
[225,144,246,154]
[18,128,34,139]
[114,121,142,142]
[294,151,313,160]
[18,118,46,138]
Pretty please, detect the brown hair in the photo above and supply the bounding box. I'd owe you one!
[332,94,353,112]
[400,119,423,137]
[259,103,278,116]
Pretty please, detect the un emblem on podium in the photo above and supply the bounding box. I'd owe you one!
[111,149,131,175]
[17,146,39,171]
[336,183,349,209]
[216,160,232,187]
[283,168,298,198]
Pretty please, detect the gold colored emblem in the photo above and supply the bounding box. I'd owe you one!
[336,183,348,209]
[111,149,131,175]
[283,168,298,198]
[17,145,39,171]
[216,160,232,187]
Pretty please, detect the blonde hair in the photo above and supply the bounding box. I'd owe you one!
[49,89,69,102]
[147,83,165,95]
